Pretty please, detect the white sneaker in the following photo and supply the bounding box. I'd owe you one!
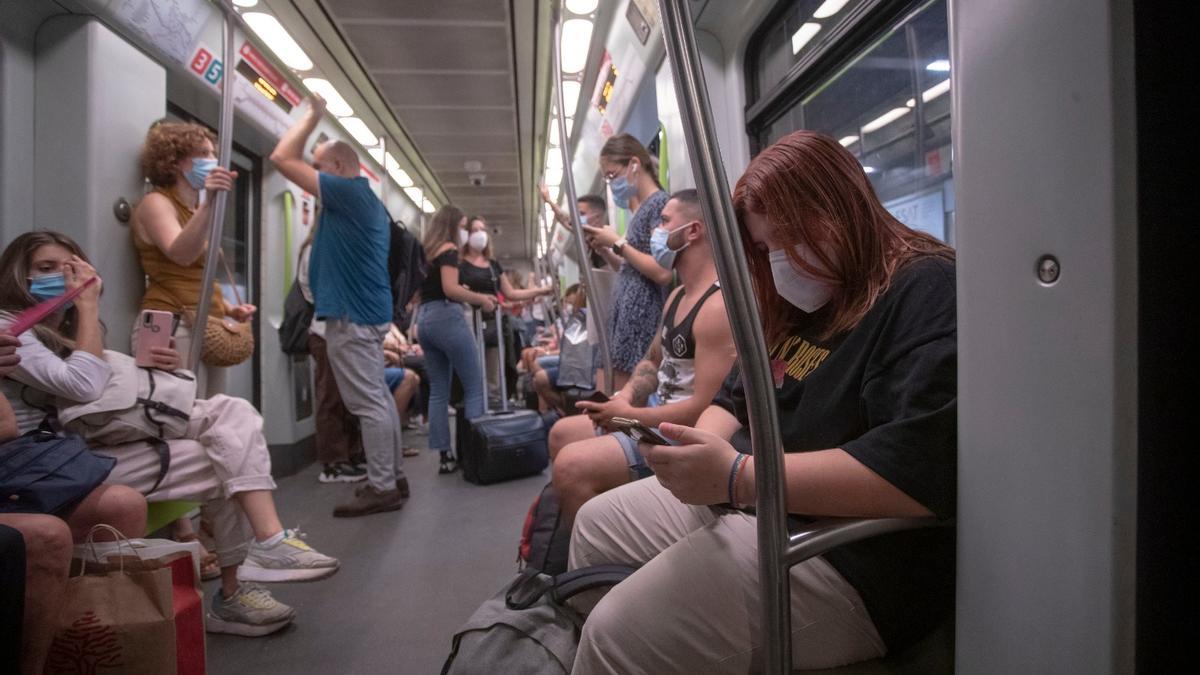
[237,529,339,583]
[206,583,295,637]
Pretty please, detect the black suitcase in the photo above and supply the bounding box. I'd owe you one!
[458,308,548,485]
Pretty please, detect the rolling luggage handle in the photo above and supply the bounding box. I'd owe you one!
[472,307,489,414]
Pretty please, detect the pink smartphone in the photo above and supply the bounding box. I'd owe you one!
[135,310,174,367]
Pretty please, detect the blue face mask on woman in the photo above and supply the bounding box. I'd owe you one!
[185,157,218,190]
[609,161,638,209]
[28,272,67,302]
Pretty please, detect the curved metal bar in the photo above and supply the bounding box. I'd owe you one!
[655,1,790,671]
[785,517,945,567]
[188,1,238,371]
[551,1,613,394]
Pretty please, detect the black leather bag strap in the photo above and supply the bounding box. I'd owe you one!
[503,564,639,610]
[146,439,171,495]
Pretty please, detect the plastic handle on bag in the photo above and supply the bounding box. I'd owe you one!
[82,524,138,575]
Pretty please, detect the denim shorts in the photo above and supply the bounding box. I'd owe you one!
[606,392,661,481]
[384,366,406,392]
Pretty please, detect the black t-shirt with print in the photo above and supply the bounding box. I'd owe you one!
[714,256,956,653]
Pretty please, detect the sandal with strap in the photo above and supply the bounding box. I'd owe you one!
[178,532,221,581]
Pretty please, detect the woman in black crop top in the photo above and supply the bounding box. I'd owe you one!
[459,215,554,397]
[416,206,497,474]
[566,131,957,673]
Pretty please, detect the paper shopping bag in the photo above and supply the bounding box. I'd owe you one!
[46,557,176,674]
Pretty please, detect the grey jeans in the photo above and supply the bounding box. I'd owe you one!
[324,319,405,490]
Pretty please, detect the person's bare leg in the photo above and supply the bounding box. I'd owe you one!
[552,436,632,527]
[232,490,284,542]
[0,514,71,675]
[533,370,565,413]
[64,484,147,541]
[219,565,240,598]
[393,370,419,427]
[548,414,597,461]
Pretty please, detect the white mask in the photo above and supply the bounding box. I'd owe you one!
[769,246,833,313]
[468,230,489,251]
[457,229,469,247]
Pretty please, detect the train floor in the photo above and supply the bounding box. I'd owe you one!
[206,421,547,674]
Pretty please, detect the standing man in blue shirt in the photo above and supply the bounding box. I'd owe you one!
[271,95,408,517]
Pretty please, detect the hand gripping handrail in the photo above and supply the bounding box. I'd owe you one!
[655,0,791,671]
[551,1,614,394]
[188,0,240,371]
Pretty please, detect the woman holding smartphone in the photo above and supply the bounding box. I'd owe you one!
[416,206,498,474]
[567,131,957,672]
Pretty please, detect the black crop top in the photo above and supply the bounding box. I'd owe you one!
[420,248,459,302]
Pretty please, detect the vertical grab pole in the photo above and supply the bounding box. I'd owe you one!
[189,2,238,371]
[656,1,791,671]
[551,1,613,394]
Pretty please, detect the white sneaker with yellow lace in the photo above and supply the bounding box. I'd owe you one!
[207,583,295,637]
[237,529,340,583]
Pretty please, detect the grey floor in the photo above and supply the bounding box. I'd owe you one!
[206,426,547,674]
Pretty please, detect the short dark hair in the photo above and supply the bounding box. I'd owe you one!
[577,194,606,214]
[669,188,703,221]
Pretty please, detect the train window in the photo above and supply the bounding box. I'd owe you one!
[747,0,954,243]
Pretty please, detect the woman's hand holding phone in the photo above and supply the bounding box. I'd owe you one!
[639,423,742,506]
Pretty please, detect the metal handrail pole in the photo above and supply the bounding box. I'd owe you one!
[189,2,239,371]
[656,1,791,671]
[551,1,614,394]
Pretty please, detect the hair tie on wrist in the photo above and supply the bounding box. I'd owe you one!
[727,453,749,507]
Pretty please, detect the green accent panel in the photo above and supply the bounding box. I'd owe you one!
[282,190,295,301]
[145,500,200,535]
[616,208,627,236]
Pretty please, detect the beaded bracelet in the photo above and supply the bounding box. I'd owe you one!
[727,453,750,507]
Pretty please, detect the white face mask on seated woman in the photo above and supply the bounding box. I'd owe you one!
[769,245,834,313]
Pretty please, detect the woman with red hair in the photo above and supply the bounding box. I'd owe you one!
[566,131,957,673]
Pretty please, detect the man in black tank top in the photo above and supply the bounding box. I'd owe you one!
[547,190,737,527]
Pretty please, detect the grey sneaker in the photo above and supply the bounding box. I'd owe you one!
[332,483,404,518]
[206,583,295,637]
[237,529,340,583]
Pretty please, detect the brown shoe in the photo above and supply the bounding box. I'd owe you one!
[332,484,403,518]
[396,476,410,501]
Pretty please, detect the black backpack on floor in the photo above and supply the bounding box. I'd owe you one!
[441,565,635,675]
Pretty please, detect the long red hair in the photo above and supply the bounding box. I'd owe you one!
[733,131,953,343]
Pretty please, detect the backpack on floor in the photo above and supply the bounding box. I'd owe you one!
[518,481,571,576]
[441,565,635,675]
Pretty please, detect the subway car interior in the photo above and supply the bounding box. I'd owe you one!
[0,0,1191,673]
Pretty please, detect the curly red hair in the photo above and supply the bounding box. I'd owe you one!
[139,122,216,187]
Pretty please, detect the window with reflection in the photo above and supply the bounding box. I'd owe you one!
[748,0,954,243]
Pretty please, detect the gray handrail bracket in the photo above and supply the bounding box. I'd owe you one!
[785,517,945,567]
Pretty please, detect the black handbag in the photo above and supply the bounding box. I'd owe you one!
[0,429,116,516]
[278,278,314,356]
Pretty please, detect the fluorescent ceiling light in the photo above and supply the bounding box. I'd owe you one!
[926,59,951,72]
[861,107,910,133]
[389,168,413,187]
[243,12,313,71]
[839,135,859,146]
[404,187,423,205]
[790,23,821,55]
[863,166,877,173]
[546,151,563,171]
[565,0,599,14]
[421,198,435,214]
[922,78,951,101]
[549,118,561,144]
[562,80,581,117]
[383,151,400,172]
[233,0,258,7]
[302,78,353,116]
[545,166,563,187]
[337,116,378,147]
[561,19,594,74]
[812,0,851,19]
[367,147,385,165]
[565,118,574,136]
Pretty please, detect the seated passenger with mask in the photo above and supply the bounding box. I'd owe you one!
[547,189,736,527]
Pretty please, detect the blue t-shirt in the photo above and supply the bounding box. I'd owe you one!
[309,173,392,326]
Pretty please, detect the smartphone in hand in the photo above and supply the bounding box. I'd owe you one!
[135,310,174,367]
[585,390,610,404]
[610,416,676,446]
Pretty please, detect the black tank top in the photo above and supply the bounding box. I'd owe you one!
[661,283,721,359]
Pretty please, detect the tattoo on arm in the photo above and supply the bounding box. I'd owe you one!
[629,361,658,407]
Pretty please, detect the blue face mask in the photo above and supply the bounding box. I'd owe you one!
[609,162,638,209]
[649,223,691,269]
[185,157,218,190]
[28,272,67,303]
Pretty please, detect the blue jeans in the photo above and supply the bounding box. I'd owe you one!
[417,300,485,453]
